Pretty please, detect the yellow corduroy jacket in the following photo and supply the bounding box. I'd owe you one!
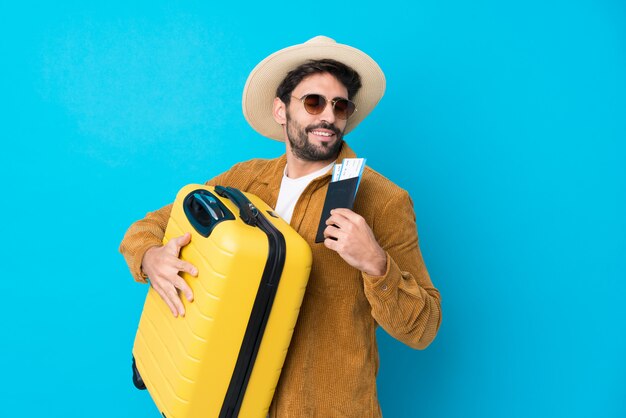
[120,142,442,418]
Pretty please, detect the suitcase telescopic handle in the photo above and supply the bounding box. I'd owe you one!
[214,186,258,226]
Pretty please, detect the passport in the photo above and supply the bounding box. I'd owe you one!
[315,157,366,243]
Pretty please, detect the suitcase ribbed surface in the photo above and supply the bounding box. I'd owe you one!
[133,185,312,418]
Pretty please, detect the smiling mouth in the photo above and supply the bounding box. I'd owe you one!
[309,130,335,138]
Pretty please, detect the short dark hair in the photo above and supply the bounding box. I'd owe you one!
[276,59,362,105]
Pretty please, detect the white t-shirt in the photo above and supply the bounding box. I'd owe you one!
[274,162,335,224]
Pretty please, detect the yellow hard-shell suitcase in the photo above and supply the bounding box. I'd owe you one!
[131,185,312,418]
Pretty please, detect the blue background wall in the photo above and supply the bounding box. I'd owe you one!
[2,1,624,417]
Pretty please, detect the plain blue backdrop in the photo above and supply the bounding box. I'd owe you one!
[1,1,625,417]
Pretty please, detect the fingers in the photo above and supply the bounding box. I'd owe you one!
[173,273,194,303]
[321,209,387,276]
[166,232,192,256]
[324,209,364,241]
[173,259,198,303]
[323,222,343,242]
[323,208,355,242]
[326,208,360,223]
[323,235,339,252]
[322,212,350,252]
[176,259,198,277]
[150,272,194,317]
[325,209,364,230]
[142,233,198,317]
[150,278,186,317]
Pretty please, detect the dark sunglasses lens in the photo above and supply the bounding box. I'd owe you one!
[333,99,355,119]
[302,94,326,114]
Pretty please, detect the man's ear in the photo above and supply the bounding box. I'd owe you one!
[273,97,287,125]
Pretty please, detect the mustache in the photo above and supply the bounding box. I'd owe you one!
[305,122,341,136]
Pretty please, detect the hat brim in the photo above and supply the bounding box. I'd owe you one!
[242,37,386,141]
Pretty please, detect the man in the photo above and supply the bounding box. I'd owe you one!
[120,36,441,417]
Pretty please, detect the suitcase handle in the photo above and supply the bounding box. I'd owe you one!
[214,186,258,226]
[183,189,235,237]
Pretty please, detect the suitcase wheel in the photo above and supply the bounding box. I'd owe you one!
[132,356,147,390]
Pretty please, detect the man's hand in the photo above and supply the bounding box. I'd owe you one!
[323,208,387,276]
[141,232,197,317]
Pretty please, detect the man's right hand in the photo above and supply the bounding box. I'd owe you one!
[141,232,197,318]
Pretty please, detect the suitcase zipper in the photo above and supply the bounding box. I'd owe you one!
[215,186,287,418]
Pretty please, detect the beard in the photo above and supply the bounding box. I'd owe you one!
[285,112,344,162]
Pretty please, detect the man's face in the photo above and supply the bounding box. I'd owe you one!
[284,72,349,162]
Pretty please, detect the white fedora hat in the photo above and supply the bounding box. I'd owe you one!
[242,36,386,141]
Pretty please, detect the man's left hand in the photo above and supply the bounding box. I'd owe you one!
[323,208,387,276]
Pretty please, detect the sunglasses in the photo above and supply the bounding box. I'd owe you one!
[291,94,357,120]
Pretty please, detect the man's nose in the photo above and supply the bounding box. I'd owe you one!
[319,100,336,124]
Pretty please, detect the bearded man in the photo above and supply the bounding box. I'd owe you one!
[120,36,442,417]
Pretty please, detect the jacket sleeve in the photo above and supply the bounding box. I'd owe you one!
[362,190,442,349]
[118,170,233,283]
[119,203,173,283]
